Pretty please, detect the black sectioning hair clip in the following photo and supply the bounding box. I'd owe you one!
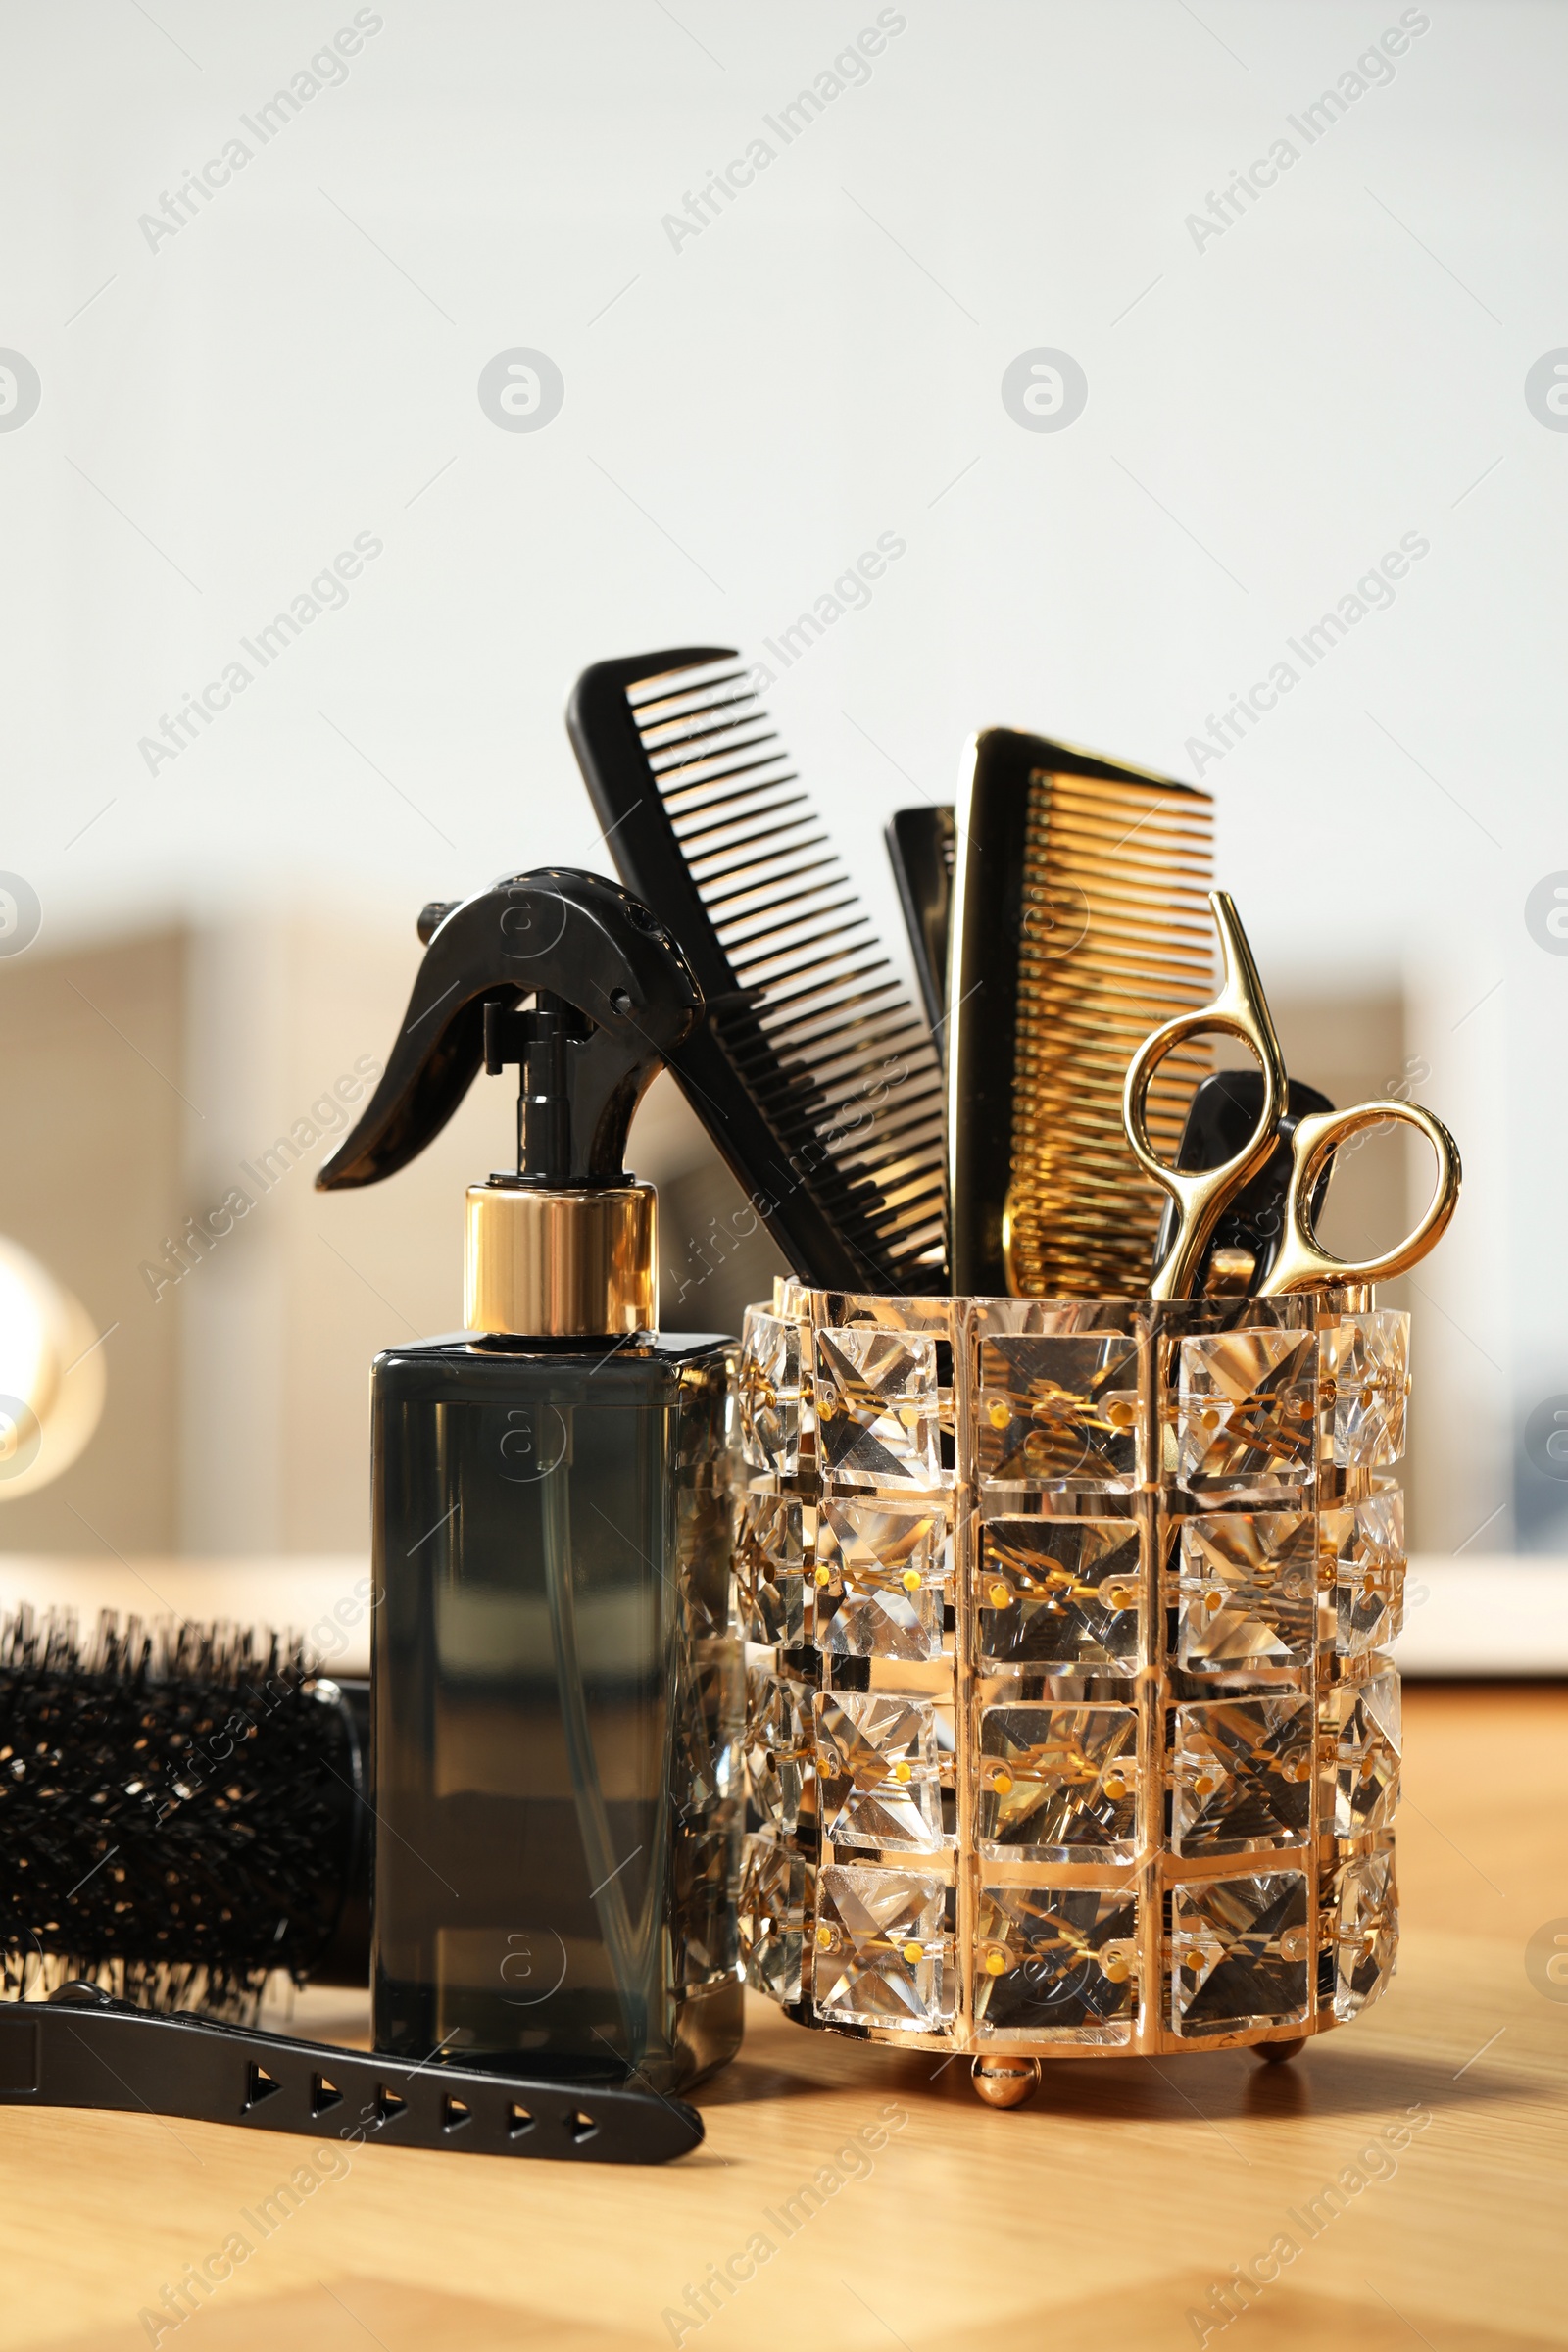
[1153,1068,1337,1294]
[885,805,956,1053]
[0,1984,701,2163]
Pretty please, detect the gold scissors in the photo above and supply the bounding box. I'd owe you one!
[1123,892,1461,1300]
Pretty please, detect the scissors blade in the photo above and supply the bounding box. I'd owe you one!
[1126,891,1290,1300]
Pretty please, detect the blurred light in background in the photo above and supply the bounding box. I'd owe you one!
[0,1,1561,1656]
[0,1238,106,1499]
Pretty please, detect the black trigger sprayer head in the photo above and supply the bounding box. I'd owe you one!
[317,869,703,1338]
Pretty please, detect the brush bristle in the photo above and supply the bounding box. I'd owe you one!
[1006,769,1214,1297]
[0,1608,359,2021]
[625,656,948,1280]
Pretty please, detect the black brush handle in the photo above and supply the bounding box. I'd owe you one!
[0,1989,701,2165]
[567,648,877,1291]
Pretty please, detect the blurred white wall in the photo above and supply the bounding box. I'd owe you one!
[1,0,1564,1559]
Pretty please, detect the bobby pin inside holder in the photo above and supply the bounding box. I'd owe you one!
[733,1278,1410,2106]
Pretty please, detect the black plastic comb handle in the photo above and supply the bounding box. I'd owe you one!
[0,1987,702,2165]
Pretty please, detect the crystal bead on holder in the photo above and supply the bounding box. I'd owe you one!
[733,1282,1407,2083]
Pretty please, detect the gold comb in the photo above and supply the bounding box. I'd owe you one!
[948,729,1214,1297]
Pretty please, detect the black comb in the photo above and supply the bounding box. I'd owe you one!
[567,648,948,1293]
[2,1984,701,2164]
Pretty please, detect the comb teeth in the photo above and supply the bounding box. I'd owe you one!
[623,659,947,1281]
[1006,769,1214,1298]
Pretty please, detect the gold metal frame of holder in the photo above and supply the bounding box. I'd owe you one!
[733,1279,1406,2105]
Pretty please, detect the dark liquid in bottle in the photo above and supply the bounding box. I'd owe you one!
[371,1333,742,2092]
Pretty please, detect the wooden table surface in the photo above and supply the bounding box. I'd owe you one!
[4,1685,1565,2352]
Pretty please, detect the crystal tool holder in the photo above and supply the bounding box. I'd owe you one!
[733,1281,1406,2102]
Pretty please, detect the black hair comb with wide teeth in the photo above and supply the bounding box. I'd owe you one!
[567,648,948,1293]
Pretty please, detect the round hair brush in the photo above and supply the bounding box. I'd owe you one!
[0,1607,368,2020]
